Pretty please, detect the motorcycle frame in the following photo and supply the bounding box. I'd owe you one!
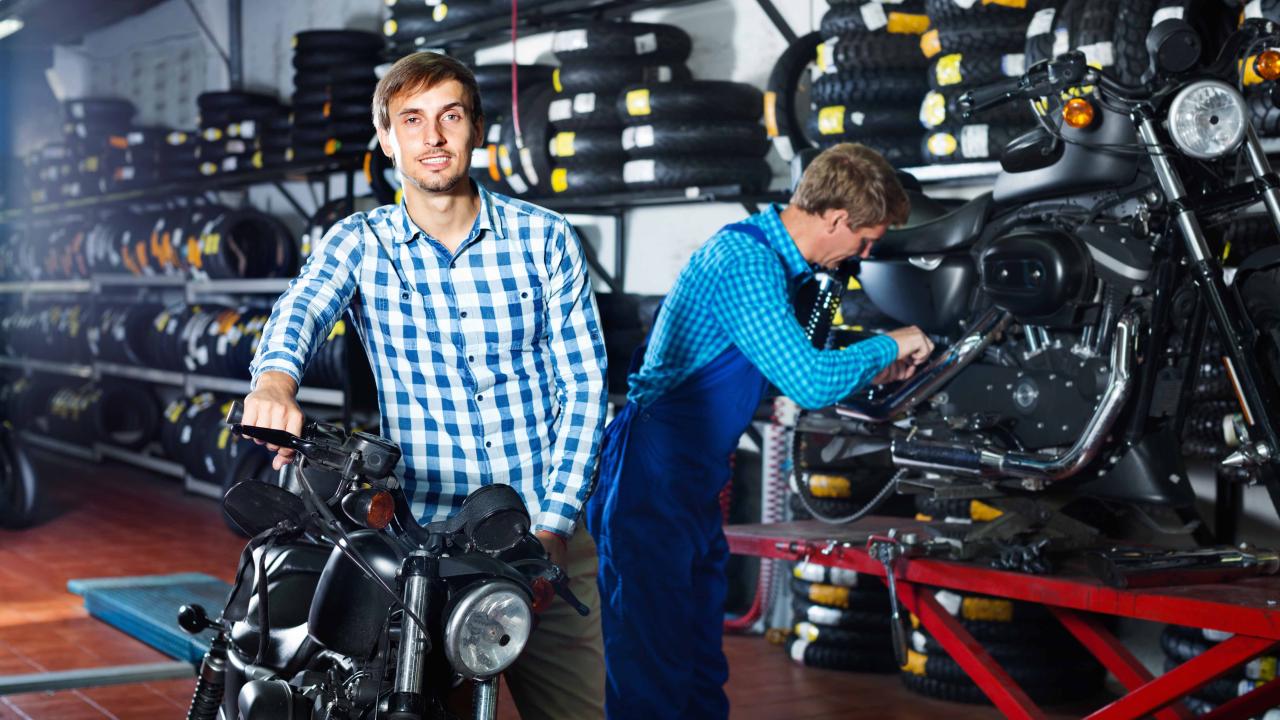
[1134,108,1280,496]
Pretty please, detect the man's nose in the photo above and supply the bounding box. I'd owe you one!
[860,242,874,259]
[422,121,446,146]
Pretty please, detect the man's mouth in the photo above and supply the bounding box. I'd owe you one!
[419,154,451,166]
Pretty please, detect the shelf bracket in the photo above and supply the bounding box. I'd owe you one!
[272,181,312,224]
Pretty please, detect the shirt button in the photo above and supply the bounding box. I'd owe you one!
[476,394,483,402]
[521,291,528,298]
[485,441,493,448]
[460,311,468,318]
[450,261,456,269]
[468,354,475,362]
[401,292,410,300]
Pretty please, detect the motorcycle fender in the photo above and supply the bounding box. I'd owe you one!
[308,529,403,659]
[1075,429,1196,507]
[1233,245,1280,285]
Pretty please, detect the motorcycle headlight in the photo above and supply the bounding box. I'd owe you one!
[443,580,532,679]
[1167,80,1248,160]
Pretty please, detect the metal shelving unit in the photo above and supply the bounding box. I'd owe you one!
[0,355,94,378]
[96,362,185,386]
[0,280,93,295]
[186,278,292,298]
[185,373,344,407]
[95,443,185,479]
[19,431,98,461]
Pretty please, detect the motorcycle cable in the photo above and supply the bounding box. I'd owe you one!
[294,464,434,638]
[788,408,907,524]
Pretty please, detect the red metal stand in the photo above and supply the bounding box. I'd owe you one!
[726,518,1280,719]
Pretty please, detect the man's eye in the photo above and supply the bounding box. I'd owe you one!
[444,113,461,121]
[404,116,419,125]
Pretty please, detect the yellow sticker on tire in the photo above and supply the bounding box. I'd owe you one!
[433,4,448,22]
[763,91,779,137]
[935,54,964,87]
[986,0,1027,7]
[927,132,958,156]
[887,12,930,35]
[903,649,927,675]
[554,132,576,157]
[921,91,948,127]
[960,597,1014,622]
[551,167,569,193]
[920,29,941,58]
[625,88,652,116]
[817,106,845,136]
[553,68,563,93]
[808,583,850,608]
[808,473,852,498]
[383,19,397,36]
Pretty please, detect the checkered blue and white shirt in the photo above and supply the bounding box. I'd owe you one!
[250,184,608,537]
[628,205,898,410]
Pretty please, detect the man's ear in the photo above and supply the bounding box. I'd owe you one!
[376,124,395,165]
[822,208,849,234]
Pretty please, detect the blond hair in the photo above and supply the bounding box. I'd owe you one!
[372,52,483,133]
[792,143,910,228]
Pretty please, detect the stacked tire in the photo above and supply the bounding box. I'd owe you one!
[901,589,1105,705]
[60,98,136,199]
[765,32,825,162]
[920,0,1050,165]
[810,1,932,167]
[540,21,695,196]
[196,92,287,176]
[788,407,906,521]
[107,126,173,191]
[465,62,556,198]
[160,129,201,182]
[161,393,274,501]
[1161,624,1280,714]
[786,560,898,673]
[291,30,383,162]
[0,304,94,364]
[21,380,160,450]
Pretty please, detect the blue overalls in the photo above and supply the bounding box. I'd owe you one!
[587,223,775,720]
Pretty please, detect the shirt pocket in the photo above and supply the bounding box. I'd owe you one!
[491,283,545,351]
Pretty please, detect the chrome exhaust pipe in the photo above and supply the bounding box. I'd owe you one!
[891,311,1139,483]
[836,307,1013,423]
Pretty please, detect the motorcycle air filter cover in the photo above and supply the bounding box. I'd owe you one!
[979,228,1092,323]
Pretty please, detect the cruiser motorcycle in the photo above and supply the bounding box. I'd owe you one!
[182,402,585,719]
[793,17,1280,569]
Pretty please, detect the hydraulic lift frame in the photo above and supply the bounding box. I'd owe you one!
[726,518,1280,720]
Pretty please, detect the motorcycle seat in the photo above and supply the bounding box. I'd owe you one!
[230,621,321,678]
[872,192,992,258]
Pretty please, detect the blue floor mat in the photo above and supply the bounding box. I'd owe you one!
[68,573,231,665]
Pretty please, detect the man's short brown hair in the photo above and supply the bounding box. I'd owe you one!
[791,143,910,229]
[372,51,483,133]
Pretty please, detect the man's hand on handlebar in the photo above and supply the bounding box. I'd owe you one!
[243,372,305,470]
[536,530,569,577]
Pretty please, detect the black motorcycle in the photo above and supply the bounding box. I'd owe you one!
[792,18,1280,569]
[182,402,585,720]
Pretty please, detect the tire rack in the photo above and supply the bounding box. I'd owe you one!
[0,157,366,498]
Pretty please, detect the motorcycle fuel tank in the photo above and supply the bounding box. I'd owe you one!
[992,102,1139,204]
[309,529,404,658]
[857,254,978,335]
[979,227,1092,325]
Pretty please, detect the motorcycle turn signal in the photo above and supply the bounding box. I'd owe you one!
[341,488,395,529]
[1063,97,1095,129]
[1255,49,1280,82]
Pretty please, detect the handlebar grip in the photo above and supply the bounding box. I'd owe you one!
[957,76,1025,119]
[225,401,244,426]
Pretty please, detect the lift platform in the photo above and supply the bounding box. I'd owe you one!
[726,517,1280,720]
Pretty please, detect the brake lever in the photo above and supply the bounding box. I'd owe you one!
[232,423,314,453]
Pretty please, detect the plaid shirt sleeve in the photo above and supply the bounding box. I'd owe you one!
[249,218,365,387]
[534,219,609,538]
[708,245,898,410]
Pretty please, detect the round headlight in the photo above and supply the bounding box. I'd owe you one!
[443,580,532,679]
[1167,80,1248,160]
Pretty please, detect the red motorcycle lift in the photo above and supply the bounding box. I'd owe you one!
[726,517,1280,720]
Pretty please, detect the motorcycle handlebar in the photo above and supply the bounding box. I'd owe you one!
[957,75,1026,119]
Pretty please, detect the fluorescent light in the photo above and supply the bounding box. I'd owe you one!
[0,17,24,40]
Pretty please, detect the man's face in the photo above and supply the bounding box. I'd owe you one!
[377,79,481,195]
[815,210,888,267]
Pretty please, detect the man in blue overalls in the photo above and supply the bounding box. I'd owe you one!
[586,143,935,719]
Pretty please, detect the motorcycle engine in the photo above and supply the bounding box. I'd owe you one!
[979,226,1094,327]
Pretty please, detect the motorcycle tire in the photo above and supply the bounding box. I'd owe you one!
[765,31,824,161]
[919,89,1033,130]
[808,105,921,142]
[811,69,929,107]
[793,560,865,588]
[545,161,627,196]
[787,492,865,520]
[546,89,623,131]
[616,81,763,125]
[923,123,1029,163]
[621,156,772,193]
[912,629,1095,668]
[924,25,1029,59]
[791,578,890,611]
[1161,657,1253,704]
[0,428,39,529]
[820,33,928,72]
[1242,267,1280,400]
[620,121,769,158]
[786,636,899,673]
[552,60,690,95]
[821,1,929,37]
[913,494,1003,522]
[928,587,1053,624]
[1073,0,1160,87]
[927,51,1025,92]
[498,84,556,194]
[793,597,892,630]
[549,128,625,162]
[924,0,1051,25]
[793,619,892,648]
[292,29,382,53]
[551,22,692,63]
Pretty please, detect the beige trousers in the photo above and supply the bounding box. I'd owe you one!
[504,525,606,720]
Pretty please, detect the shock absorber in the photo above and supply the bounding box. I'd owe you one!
[186,632,228,720]
[802,271,847,349]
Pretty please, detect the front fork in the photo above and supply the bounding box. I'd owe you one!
[1136,114,1280,471]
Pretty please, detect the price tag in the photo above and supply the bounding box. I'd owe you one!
[960,124,990,158]
[623,159,656,183]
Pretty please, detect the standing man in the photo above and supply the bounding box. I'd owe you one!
[244,52,608,720]
[586,143,934,720]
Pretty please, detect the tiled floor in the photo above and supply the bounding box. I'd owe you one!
[0,449,1055,719]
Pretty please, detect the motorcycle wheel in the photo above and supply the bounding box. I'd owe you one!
[0,428,39,529]
[1242,268,1280,391]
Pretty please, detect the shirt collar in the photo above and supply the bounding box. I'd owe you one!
[390,179,502,246]
[760,203,813,282]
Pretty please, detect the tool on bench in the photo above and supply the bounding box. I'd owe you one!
[867,531,951,666]
[1086,544,1280,589]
